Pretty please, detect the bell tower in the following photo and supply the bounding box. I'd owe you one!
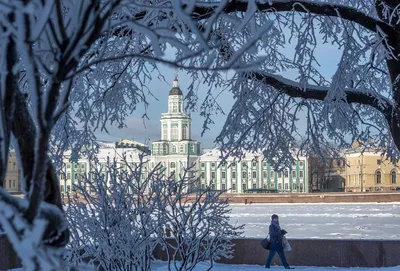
[152,76,200,157]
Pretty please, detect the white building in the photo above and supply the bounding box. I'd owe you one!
[60,77,309,194]
[150,76,200,179]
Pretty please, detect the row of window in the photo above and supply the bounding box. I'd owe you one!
[60,172,86,180]
[154,143,196,154]
[3,179,17,189]
[66,163,86,169]
[201,161,304,168]
[202,182,305,191]
[353,159,395,166]
[162,126,188,140]
[348,171,398,185]
[169,102,183,113]
[201,170,304,179]
[376,171,397,184]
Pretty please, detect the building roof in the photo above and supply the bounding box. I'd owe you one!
[169,78,183,96]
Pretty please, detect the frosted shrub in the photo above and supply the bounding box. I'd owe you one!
[66,155,243,271]
[66,154,160,271]
[153,164,244,271]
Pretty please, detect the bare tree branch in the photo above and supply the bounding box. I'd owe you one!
[251,71,393,115]
[193,0,395,35]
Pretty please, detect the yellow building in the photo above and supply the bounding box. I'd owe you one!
[345,149,399,192]
[4,151,21,193]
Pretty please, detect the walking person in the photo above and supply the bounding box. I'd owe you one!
[265,214,294,269]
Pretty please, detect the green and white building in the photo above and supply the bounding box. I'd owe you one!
[199,149,308,193]
[150,77,201,178]
[60,77,308,194]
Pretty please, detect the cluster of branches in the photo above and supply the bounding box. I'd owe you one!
[0,1,251,268]
[1,0,400,268]
[66,154,243,271]
[182,0,400,167]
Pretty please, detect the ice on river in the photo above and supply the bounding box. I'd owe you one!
[228,203,400,239]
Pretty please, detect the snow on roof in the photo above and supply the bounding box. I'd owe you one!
[200,148,260,160]
[119,139,147,147]
[201,148,308,161]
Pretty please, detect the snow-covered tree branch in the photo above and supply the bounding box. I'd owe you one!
[193,0,395,34]
[0,0,253,268]
[180,0,400,165]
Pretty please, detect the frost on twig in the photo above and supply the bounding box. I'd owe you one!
[66,153,243,271]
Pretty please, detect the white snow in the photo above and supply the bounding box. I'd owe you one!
[228,203,400,239]
[151,262,400,270]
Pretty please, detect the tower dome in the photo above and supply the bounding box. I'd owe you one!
[169,77,183,96]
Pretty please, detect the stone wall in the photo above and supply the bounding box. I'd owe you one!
[1,235,399,269]
[215,192,400,204]
[154,238,400,268]
[218,239,400,267]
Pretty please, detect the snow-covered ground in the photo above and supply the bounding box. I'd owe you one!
[152,262,400,270]
[228,203,400,239]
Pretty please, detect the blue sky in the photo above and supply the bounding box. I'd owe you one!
[95,67,234,148]
[95,35,342,149]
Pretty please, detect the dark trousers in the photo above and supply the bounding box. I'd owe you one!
[265,249,289,268]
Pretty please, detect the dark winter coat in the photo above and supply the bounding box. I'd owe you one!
[269,224,283,251]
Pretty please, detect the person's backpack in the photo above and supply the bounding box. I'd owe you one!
[261,234,270,250]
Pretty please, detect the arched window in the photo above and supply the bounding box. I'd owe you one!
[376,171,382,184]
[171,162,175,168]
[391,171,397,184]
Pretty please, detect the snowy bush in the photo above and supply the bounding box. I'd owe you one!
[154,165,244,271]
[66,154,243,271]
[66,154,161,271]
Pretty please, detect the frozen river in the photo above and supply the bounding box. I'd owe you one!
[228,203,400,239]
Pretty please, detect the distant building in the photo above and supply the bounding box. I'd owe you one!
[345,148,399,192]
[200,149,308,193]
[4,151,21,193]
[59,140,148,194]
[59,77,309,194]
[150,76,201,180]
[308,156,346,192]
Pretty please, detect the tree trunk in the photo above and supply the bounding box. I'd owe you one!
[376,1,400,152]
[12,91,68,246]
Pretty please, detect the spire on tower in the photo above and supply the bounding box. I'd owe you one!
[173,73,179,87]
[169,73,182,95]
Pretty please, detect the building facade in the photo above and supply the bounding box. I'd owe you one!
[200,150,308,193]
[150,77,201,180]
[3,151,21,193]
[345,149,400,192]
[59,77,309,194]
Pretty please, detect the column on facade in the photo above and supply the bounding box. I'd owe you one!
[259,159,262,189]
[237,162,242,193]
[188,121,191,140]
[227,164,231,193]
[167,120,171,141]
[215,165,219,190]
[304,159,309,193]
[246,161,250,191]
[178,121,182,141]
[161,122,164,140]
[206,161,211,188]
